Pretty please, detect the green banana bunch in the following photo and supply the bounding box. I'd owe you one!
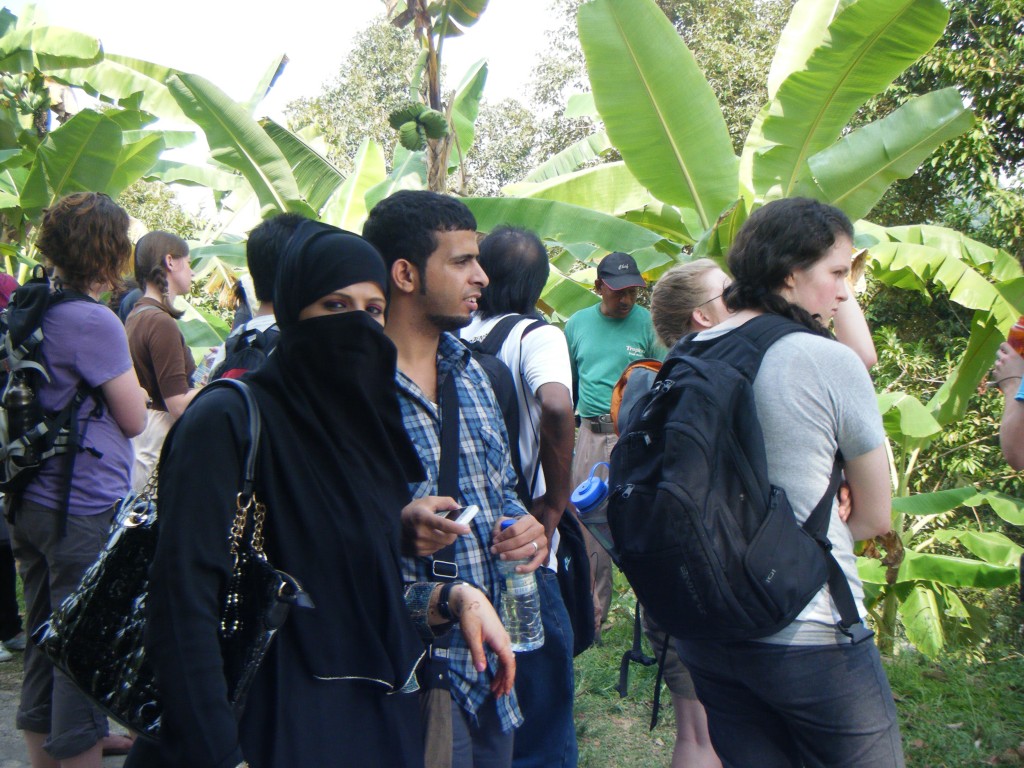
[388,100,450,151]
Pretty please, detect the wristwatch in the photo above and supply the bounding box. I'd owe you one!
[438,580,467,621]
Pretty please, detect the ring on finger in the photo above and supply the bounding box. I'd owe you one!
[531,540,539,554]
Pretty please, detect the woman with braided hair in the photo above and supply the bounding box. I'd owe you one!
[673,198,903,767]
[125,231,197,490]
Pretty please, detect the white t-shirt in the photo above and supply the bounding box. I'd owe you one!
[462,314,574,569]
[697,323,884,641]
[208,314,278,372]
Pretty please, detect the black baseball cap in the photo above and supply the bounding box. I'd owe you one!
[597,252,646,290]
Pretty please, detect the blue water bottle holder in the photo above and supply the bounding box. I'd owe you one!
[571,462,617,560]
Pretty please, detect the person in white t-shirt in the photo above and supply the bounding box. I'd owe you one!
[207,213,305,376]
[461,226,577,768]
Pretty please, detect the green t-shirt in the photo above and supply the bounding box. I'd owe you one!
[565,303,661,417]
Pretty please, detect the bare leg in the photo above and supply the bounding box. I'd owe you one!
[672,696,722,768]
[23,731,59,768]
[59,742,103,768]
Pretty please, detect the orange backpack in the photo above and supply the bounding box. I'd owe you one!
[609,358,663,435]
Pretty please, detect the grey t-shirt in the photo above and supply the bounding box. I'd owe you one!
[698,323,884,643]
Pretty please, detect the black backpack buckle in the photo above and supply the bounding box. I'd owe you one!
[837,621,874,644]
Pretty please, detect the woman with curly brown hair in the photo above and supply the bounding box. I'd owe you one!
[124,231,197,490]
[10,192,147,768]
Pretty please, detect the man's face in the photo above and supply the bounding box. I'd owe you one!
[597,279,638,319]
[421,229,488,332]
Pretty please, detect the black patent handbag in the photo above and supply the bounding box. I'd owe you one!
[33,378,312,741]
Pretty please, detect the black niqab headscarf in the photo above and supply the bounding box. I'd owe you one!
[244,221,426,689]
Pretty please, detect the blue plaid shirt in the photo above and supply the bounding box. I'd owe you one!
[396,333,526,732]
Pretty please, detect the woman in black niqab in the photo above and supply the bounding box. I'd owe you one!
[128,222,459,768]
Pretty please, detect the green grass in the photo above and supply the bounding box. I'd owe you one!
[573,578,1024,767]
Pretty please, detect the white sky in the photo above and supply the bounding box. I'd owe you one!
[26,0,562,120]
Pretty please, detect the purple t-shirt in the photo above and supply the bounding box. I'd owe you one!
[22,300,134,515]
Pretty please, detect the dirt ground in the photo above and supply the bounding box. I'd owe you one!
[0,654,127,767]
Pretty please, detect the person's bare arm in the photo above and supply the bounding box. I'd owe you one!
[833,297,877,370]
[530,382,575,541]
[994,342,1024,470]
[842,444,891,541]
[100,369,148,438]
[164,388,200,421]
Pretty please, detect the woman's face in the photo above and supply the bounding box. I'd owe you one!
[695,267,732,327]
[779,234,852,319]
[166,253,193,297]
[298,281,387,326]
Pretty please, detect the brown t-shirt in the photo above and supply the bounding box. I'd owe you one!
[125,297,196,411]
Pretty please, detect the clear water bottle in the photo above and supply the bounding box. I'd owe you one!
[571,462,617,561]
[497,519,544,652]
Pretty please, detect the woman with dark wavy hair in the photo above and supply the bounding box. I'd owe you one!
[675,197,903,767]
[11,192,147,768]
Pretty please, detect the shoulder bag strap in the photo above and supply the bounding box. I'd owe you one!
[431,371,460,582]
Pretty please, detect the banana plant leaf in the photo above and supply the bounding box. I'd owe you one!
[895,549,1019,589]
[893,486,1024,529]
[897,582,946,657]
[178,300,230,357]
[449,60,488,173]
[122,130,195,150]
[808,88,973,220]
[691,199,749,259]
[464,197,669,257]
[243,55,289,115]
[321,138,387,233]
[766,0,842,99]
[523,131,612,184]
[0,21,100,72]
[19,110,122,216]
[539,268,599,321]
[189,241,248,272]
[364,145,427,211]
[260,118,344,213]
[168,73,315,219]
[932,531,1023,569]
[435,0,490,38]
[47,56,187,124]
[504,162,657,219]
[927,310,1003,428]
[622,202,701,247]
[108,133,165,198]
[143,159,242,192]
[566,93,597,120]
[742,0,949,199]
[578,0,737,229]
[877,391,942,446]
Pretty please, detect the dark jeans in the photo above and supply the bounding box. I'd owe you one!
[451,696,514,768]
[512,567,577,768]
[677,636,905,768]
[11,502,113,759]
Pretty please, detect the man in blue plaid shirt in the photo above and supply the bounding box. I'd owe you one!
[364,191,548,768]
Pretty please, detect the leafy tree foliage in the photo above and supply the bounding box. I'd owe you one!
[118,180,203,240]
[284,17,419,174]
[460,98,539,196]
[869,0,1024,254]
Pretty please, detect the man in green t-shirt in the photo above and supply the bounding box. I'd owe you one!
[565,251,661,637]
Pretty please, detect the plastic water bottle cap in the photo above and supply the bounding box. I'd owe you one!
[570,475,608,514]
[500,519,515,531]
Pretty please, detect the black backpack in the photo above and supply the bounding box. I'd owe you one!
[209,325,281,382]
[461,315,545,506]
[608,314,872,643]
[0,267,102,511]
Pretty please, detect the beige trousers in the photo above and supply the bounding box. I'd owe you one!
[130,409,174,492]
[571,425,618,635]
